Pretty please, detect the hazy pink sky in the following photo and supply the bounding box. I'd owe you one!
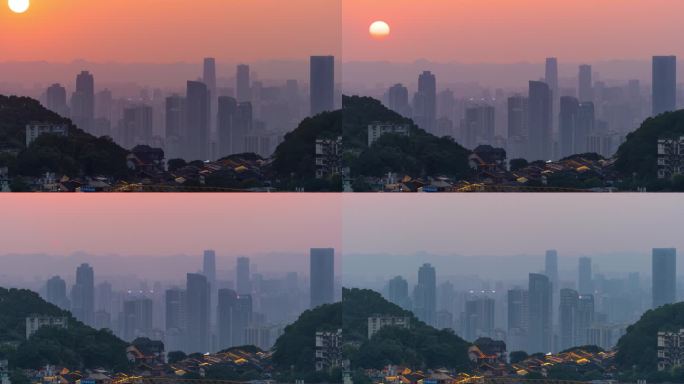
[343,0,684,62]
[0,194,341,256]
[342,194,684,255]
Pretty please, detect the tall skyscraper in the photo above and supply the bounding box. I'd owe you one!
[233,294,253,346]
[203,250,216,288]
[545,249,559,290]
[507,95,528,139]
[652,56,677,116]
[46,83,69,117]
[186,81,210,160]
[414,263,437,326]
[388,276,411,310]
[165,287,186,352]
[165,95,186,160]
[309,56,335,115]
[217,96,237,157]
[388,83,411,118]
[186,273,210,353]
[203,249,217,324]
[559,288,579,351]
[528,81,552,161]
[121,105,153,148]
[545,57,559,132]
[414,71,437,133]
[217,288,238,349]
[575,102,595,154]
[507,288,528,352]
[122,298,153,341]
[464,105,495,148]
[203,58,217,99]
[578,257,593,295]
[71,263,95,326]
[236,257,251,295]
[310,248,335,308]
[71,71,95,133]
[203,57,217,132]
[545,58,559,99]
[576,294,594,346]
[559,96,579,158]
[46,275,70,310]
[652,248,677,308]
[463,296,495,341]
[528,273,552,353]
[236,64,251,103]
[233,102,253,154]
[578,64,593,103]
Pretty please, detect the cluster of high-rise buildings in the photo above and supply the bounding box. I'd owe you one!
[41,56,336,162]
[381,248,677,354]
[383,56,678,162]
[41,248,337,354]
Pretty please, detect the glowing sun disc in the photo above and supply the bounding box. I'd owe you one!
[8,0,29,13]
[369,20,390,39]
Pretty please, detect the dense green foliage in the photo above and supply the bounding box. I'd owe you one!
[509,350,528,364]
[343,96,472,179]
[167,350,187,364]
[272,287,471,379]
[560,345,605,354]
[0,95,130,179]
[616,302,684,375]
[345,289,470,371]
[0,287,129,371]
[272,302,341,373]
[615,109,684,188]
[271,109,342,191]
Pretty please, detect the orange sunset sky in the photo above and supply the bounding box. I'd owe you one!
[1,0,683,63]
[0,0,342,63]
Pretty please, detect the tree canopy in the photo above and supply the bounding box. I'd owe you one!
[0,95,131,179]
[0,287,129,371]
[616,301,684,374]
[615,109,684,187]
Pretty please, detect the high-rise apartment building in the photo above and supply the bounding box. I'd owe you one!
[310,248,335,308]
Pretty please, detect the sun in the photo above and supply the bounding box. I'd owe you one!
[8,0,29,13]
[369,20,390,40]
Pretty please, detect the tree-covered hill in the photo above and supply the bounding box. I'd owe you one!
[0,95,131,180]
[344,288,471,371]
[0,287,129,371]
[616,301,684,377]
[271,96,472,189]
[272,288,471,377]
[342,96,472,180]
[615,109,684,188]
[271,108,342,191]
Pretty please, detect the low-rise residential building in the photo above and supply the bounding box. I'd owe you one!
[468,337,507,365]
[368,122,411,147]
[469,145,507,172]
[657,136,684,179]
[315,137,342,179]
[25,122,69,147]
[367,315,411,339]
[25,315,69,339]
[658,329,684,371]
[315,329,343,371]
[126,338,165,366]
